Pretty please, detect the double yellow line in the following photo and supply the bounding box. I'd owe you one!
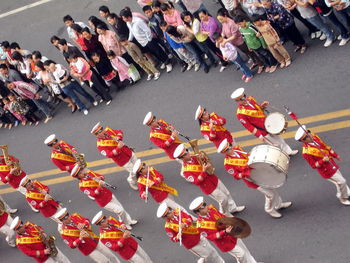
[1,109,350,194]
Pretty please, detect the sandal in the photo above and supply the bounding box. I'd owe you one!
[280,62,286,68]
[257,66,264,74]
[294,46,301,52]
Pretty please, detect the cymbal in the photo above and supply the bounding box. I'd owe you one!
[216,217,251,238]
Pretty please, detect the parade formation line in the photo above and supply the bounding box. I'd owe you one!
[0,109,349,194]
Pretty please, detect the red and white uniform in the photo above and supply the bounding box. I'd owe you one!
[50,141,77,173]
[59,213,118,263]
[25,181,61,218]
[197,205,257,262]
[302,134,349,199]
[78,170,135,226]
[164,209,224,263]
[236,96,293,155]
[149,120,183,160]
[96,127,137,188]
[0,212,16,247]
[200,112,233,148]
[182,156,238,216]
[100,217,153,262]
[223,145,284,213]
[0,155,26,191]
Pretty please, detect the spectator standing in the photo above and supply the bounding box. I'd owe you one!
[325,0,350,30]
[161,3,185,26]
[63,15,89,45]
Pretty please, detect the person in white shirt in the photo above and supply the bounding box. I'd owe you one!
[63,15,90,45]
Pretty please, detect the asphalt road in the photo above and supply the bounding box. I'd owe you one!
[0,0,349,262]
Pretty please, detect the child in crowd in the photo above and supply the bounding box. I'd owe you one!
[106,50,139,84]
[252,16,291,68]
[213,32,253,83]
[8,93,39,126]
[2,97,19,128]
[0,100,15,129]
[119,37,161,81]
[235,15,278,73]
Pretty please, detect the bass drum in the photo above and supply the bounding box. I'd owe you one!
[264,112,288,135]
[247,145,289,189]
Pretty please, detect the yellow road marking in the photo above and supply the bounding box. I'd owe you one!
[1,119,349,195]
[11,109,350,181]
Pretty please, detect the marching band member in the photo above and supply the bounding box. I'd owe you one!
[0,204,16,247]
[10,216,71,263]
[92,211,153,263]
[54,208,120,263]
[231,88,298,156]
[295,126,350,206]
[156,202,225,263]
[143,112,184,160]
[44,134,78,174]
[132,159,189,212]
[195,105,235,148]
[218,139,292,218]
[189,196,258,263]
[71,164,138,229]
[91,122,138,190]
[20,176,65,222]
[174,144,245,216]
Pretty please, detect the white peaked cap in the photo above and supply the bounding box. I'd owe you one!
[44,134,56,145]
[230,87,245,100]
[195,105,204,120]
[143,112,153,126]
[189,196,204,210]
[10,216,21,230]
[295,125,307,141]
[92,211,104,225]
[173,144,186,159]
[157,202,169,218]
[217,138,230,153]
[132,159,143,175]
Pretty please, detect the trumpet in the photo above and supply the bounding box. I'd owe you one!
[188,139,215,175]
[0,145,21,176]
[157,122,191,141]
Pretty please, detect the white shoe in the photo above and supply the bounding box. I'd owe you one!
[339,38,350,46]
[268,210,282,218]
[315,31,322,38]
[5,237,15,247]
[337,35,342,40]
[105,100,112,106]
[154,72,160,80]
[289,150,299,156]
[31,207,39,213]
[129,183,138,191]
[186,63,194,71]
[130,219,138,225]
[8,208,17,214]
[340,198,350,206]
[219,66,226,72]
[203,54,208,59]
[93,101,98,106]
[83,109,89,115]
[324,39,333,47]
[310,32,316,39]
[197,258,205,263]
[160,63,166,69]
[147,74,153,81]
[279,201,293,209]
[231,205,246,214]
[126,225,132,230]
[194,64,201,72]
[166,64,173,73]
[319,33,326,40]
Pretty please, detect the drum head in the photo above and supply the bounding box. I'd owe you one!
[264,112,286,135]
[249,163,287,189]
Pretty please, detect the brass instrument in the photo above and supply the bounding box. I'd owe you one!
[57,142,87,168]
[0,145,21,176]
[215,217,251,238]
[0,200,6,215]
[38,229,58,257]
[188,139,215,175]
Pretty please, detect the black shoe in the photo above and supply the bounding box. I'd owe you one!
[204,66,210,73]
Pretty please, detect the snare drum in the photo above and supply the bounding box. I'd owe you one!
[264,112,288,135]
[247,145,290,189]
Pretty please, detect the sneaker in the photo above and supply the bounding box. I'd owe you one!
[105,100,112,106]
[339,38,350,46]
[219,66,226,72]
[241,75,246,80]
[319,33,327,41]
[203,66,210,73]
[14,121,19,127]
[130,219,138,225]
[245,76,253,83]
[99,99,104,103]
[35,121,40,126]
[187,63,194,71]
[324,39,333,47]
[154,72,161,80]
[337,35,342,40]
[289,150,299,156]
[203,54,208,59]
[269,65,277,73]
[231,205,246,214]
[8,208,17,214]
[310,32,316,39]
[160,63,166,69]
[268,210,282,218]
[194,64,201,72]
[147,74,153,81]
[83,109,89,115]
[279,201,293,209]
[315,31,322,38]
[285,60,292,67]
[93,101,98,106]
[166,63,173,73]
[340,198,350,206]
[126,225,133,230]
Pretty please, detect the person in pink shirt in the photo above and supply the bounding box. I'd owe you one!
[216,8,264,73]
[161,3,184,26]
[137,0,153,8]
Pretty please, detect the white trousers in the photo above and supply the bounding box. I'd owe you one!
[123,152,138,188]
[209,179,237,216]
[128,245,153,263]
[0,194,15,212]
[0,215,16,246]
[89,241,121,263]
[257,187,282,213]
[265,134,293,155]
[104,194,134,226]
[189,236,225,263]
[227,239,257,263]
[44,248,71,263]
[327,170,350,199]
